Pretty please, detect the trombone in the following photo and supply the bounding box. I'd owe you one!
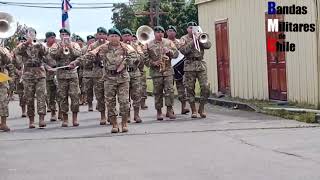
[192,26,209,52]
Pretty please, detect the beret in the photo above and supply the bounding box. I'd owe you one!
[153,26,165,33]
[45,32,56,39]
[18,35,27,41]
[59,28,70,35]
[108,28,121,36]
[97,27,107,34]
[187,21,198,27]
[167,25,177,32]
[87,35,95,41]
[121,28,133,35]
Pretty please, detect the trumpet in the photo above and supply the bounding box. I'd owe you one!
[62,36,70,55]
[26,27,39,45]
[192,26,209,52]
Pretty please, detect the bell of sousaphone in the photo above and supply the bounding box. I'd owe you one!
[136,25,155,45]
[0,12,17,39]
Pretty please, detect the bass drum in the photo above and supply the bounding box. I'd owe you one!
[173,59,185,81]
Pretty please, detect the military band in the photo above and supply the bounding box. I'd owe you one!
[0,20,212,133]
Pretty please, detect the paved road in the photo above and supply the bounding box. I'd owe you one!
[1,96,320,180]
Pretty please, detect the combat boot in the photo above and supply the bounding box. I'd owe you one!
[110,116,119,133]
[166,106,176,119]
[62,113,68,127]
[134,107,142,123]
[100,111,107,125]
[198,103,207,118]
[121,114,129,133]
[0,117,10,132]
[127,110,131,123]
[21,105,27,117]
[190,103,197,118]
[140,99,148,110]
[58,110,62,120]
[39,115,46,128]
[29,116,36,129]
[88,102,93,111]
[157,108,163,121]
[181,101,190,114]
[72,112,79,127]
[50,110,57,122]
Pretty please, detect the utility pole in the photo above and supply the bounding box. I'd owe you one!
[134,0,167,27]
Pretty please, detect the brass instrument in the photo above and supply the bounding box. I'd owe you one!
[62,36,71,55]
[192,26,209,52]
[136,25,155,45]
[26,27,38,45]
[0,12,16,82]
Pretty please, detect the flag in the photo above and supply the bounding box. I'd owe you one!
[61,0,72,30]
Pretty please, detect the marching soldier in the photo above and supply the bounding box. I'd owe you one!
[81,27,108,125]
[180,22,212,118]
[14,28,47,128]
[12,36,27,117]
[70,28,138,133]
[79,35,95,105]
[0,46,14,131]
[145,26,179,120]
[121,28,142,123]
[44,32,59,121]
[49,28,82,127]
[166,25,190,115]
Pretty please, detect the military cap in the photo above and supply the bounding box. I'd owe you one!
[87,35,95,41]
[18,35,27,41]
[154,26,165,33]
[167,25,177,32]
[121,28,133,35]
[108,28,121,36]
[76,36,84,42]
[45,32,56,39]
[97,27,107,34]
[187,21,198,27]
[59,28,71,35]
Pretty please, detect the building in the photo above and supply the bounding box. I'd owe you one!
[195,0,320,107]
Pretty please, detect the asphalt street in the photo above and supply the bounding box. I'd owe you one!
[1,96,320,180]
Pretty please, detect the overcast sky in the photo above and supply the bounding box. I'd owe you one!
[0,0,128,40]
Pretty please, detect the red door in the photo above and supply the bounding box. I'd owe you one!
[215,20,230,94]
[265,14,287,101]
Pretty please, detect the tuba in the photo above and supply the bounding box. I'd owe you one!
[0,11,17,39]
[136,25,155,45]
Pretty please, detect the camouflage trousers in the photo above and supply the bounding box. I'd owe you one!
[175,79,187,102]
[129,76,141,109]
[140,71,147,100]
[57,78,80,113]
[94,78,105,112]
[105,80,129,117]
[184,71,210,104]
[83,77,94,104]
[23,78,47,116]
[152,75,174,110]
[46,80,58,111]
[0,85,9,117]
[16,81,26,107]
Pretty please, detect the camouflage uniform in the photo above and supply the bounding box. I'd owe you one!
[82,44,96,111]
[43,43,59,120]
[127,41,144,122]
[49,41,81,126]
[180,34,212,118]
[82,41,106,121]
[146,38,179,120]
[14,42,47,127]
[11,51,26,113]
[138,42,148,109]
[79,41,137,133]
[0,47,14,131]
[78,46,87,105]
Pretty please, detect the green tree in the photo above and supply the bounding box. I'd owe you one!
[111,3,136,30]
[4,22,28,50]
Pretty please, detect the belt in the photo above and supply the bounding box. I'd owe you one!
[127,67,136,72]
[25,63,41,67]
[106,70,120,75]
[191,57,202,61]
[58,67,72,70]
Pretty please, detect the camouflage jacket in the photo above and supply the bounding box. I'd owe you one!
[43,43,57,81]
[145,38,179,77]
[170,38,181,49]
[14,43,47,79]
[11,48,23,79]
[81,41,105,78]
[79,42,137,83]
[49,42,81,79]
[126,41,144,78]
[179,34,212,72]
[0,47,14,88]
